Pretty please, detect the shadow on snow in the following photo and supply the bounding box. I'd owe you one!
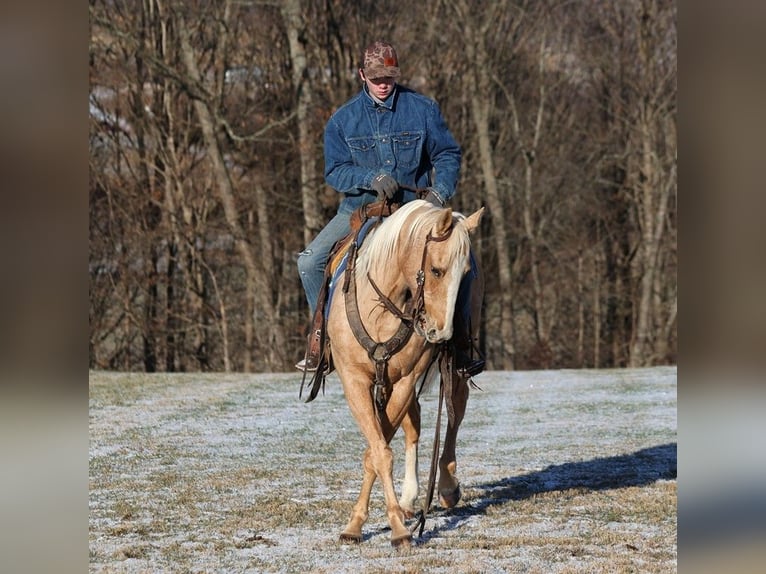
[414,442,677,544]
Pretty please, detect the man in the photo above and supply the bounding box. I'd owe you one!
[296,41,482,376]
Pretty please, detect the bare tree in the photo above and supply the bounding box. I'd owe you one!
[586,0,677,367]
[176,5,294,370]
[627,0,677,366]
[442,0,527,370]
[89,0,676,372]
[281,0,323,245]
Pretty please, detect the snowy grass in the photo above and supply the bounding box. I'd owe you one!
[89,367,677,573]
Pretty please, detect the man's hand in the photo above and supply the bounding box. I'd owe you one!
[423,188,444,206]
[371,174,398,200]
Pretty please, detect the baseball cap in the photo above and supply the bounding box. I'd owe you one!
[362,41,400,80]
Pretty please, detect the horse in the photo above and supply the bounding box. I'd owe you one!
[325,199,484,547]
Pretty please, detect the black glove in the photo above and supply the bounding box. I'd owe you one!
[371,174,398,200]
[423,188,445,206]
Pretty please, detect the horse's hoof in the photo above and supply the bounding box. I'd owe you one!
[339,532,362,544]
[391,534,412,548]
[439,484,461,508]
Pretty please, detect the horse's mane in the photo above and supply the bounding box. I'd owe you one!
[357,199,470,279]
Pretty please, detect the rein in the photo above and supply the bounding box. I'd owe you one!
[410,349,451,538]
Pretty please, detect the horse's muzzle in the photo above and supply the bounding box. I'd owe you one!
[416,315,452,343]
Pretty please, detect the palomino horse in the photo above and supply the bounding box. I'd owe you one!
[325,199,484,547]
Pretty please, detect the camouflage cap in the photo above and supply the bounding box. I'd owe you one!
[362,41,400,80]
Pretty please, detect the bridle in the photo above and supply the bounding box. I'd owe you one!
[343,213,455,413]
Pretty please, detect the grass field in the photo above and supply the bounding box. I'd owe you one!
[89,367,677,573]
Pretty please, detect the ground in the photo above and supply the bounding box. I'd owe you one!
[89,367,677,573]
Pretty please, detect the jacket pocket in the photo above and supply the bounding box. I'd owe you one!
[347,137,378,168]
[392,132,422,168]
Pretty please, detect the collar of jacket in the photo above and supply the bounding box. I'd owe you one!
[363,84,397,110]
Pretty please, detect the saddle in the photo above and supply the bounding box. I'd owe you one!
[299,200,401,402]
[329,200,399,276]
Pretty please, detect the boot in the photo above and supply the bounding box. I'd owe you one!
[295,328,322,372]
[296,283,328,373]
[455,350,485,378]
[453,317,485,378]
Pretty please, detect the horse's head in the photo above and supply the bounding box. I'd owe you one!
[402,202,485,343]
[356,200,484,344]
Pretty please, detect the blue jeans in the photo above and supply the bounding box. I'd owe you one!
[297,205,355,315]
[459,251,479,322]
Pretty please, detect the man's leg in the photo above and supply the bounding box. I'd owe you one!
[297,208,353,314]
[296,208,353,370]
[454,251,485,378]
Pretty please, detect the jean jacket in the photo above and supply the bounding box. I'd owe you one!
[324,85,461,211]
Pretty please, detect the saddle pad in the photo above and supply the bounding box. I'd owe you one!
[325,216,381,319]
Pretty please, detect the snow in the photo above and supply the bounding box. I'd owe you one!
[89,367,677,572]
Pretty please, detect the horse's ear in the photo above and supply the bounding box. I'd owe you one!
[435,207,453,237]
[462,206,485,234]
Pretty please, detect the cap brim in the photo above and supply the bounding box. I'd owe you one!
[364,66,401,80]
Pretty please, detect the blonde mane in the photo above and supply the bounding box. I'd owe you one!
[356,200,470,279]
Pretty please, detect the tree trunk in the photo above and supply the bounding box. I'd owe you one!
[177,13,259,371]
[629,108,671,367]
[281,0,323,246]
[593,249,602,368]
[453,0,516,370]
[252,182,288,367]
[514,35,551,365]
[577,253,584,367]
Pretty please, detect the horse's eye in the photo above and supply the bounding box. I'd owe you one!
[430,267,443,278]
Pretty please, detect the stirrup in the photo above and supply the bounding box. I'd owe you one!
[297,328,329,374]
[295,357,319,372]
[456,357,485,378]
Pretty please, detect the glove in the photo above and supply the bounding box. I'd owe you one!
[423,188,445,206]
[371,173,398,200]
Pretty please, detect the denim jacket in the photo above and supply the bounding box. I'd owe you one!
[324,85,461,211]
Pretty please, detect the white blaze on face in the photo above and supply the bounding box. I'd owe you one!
[427,250,467,342]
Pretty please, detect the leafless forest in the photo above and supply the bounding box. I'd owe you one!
[89,0,676,373]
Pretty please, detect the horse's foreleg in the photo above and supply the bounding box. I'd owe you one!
[340,447,375,543]
[439,271,481,509]
[375,384,418,547]
[342,383,413,547]
[438,377,469,508]
[399,399,421,517]
[375,441,412,546]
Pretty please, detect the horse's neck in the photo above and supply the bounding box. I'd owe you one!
[356,270,408,333]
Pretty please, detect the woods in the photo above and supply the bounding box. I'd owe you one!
[89,0,676,372]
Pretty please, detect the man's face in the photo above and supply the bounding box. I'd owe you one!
[360,71,395,101]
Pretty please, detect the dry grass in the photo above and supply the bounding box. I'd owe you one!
[89,368,677,573]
